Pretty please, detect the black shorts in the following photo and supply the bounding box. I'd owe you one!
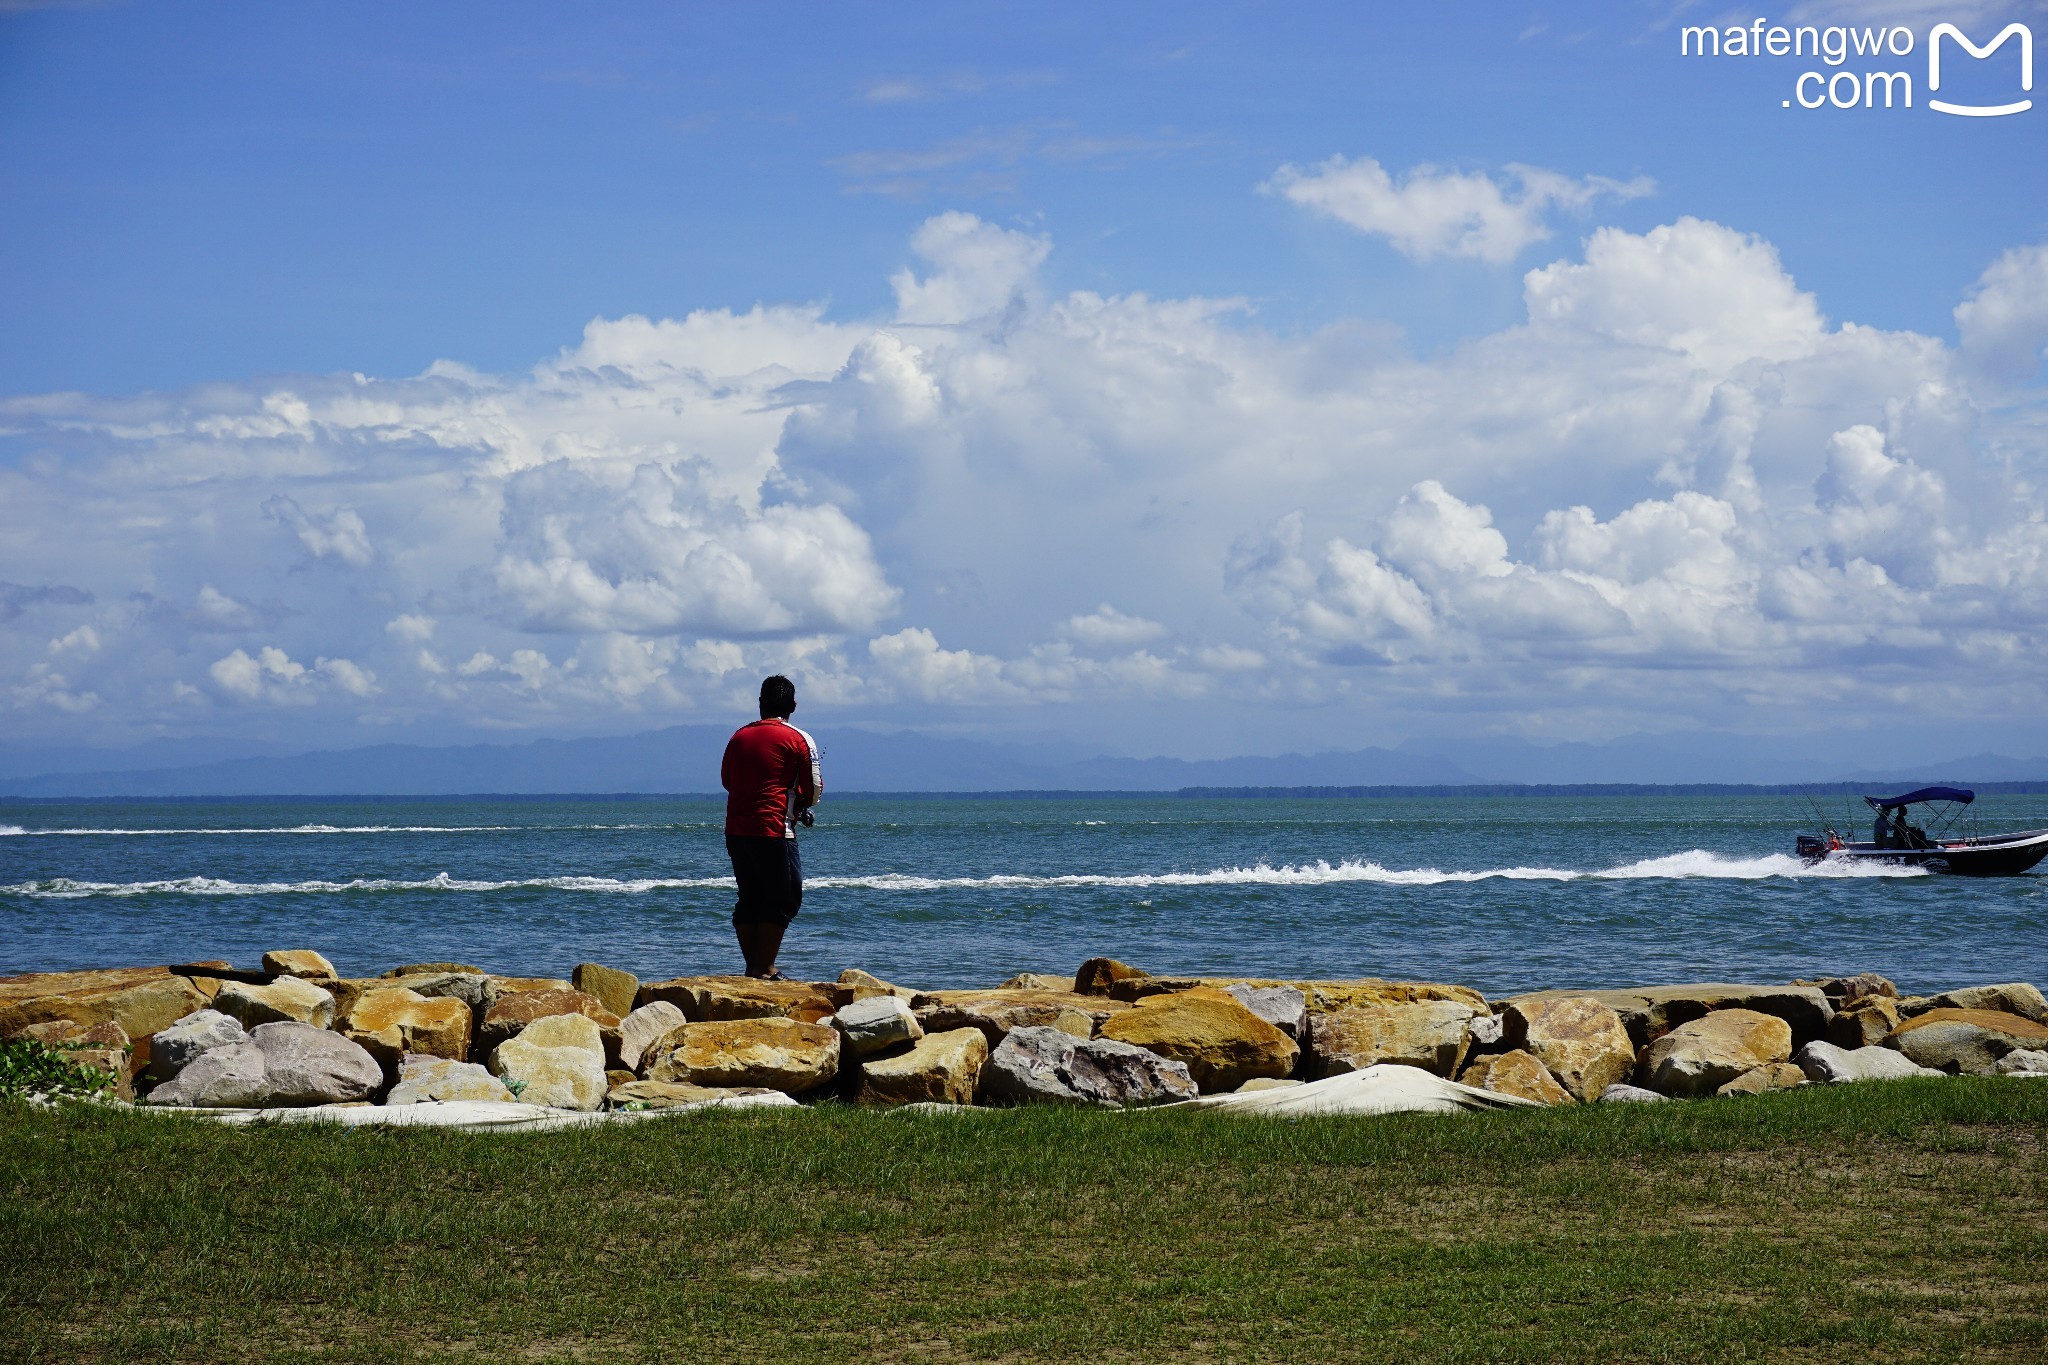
[726,834,803,927]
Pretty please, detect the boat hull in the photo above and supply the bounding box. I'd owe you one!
[1808,827,2048,877]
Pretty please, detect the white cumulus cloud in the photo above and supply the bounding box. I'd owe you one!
[1265,155,1653,264]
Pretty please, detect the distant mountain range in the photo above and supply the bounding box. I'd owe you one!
[1,725,2045,798]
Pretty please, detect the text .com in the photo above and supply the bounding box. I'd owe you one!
[1681,19,2033,115]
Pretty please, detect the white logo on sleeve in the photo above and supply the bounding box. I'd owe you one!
[1928,22,2033,116]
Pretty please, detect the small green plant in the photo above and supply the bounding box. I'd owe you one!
[0,1037,120,1103]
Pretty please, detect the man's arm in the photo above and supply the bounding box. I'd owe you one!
[791,726,822,806]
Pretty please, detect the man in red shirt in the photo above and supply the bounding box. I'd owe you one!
[721,674,822,980]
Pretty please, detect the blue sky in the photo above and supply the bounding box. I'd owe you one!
[4,0,2048,774]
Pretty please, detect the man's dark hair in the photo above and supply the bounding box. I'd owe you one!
[759,674,796,719]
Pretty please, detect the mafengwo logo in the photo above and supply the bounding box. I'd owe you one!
[1681,17,2032,114]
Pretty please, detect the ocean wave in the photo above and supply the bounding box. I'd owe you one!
[0,850,1926,899]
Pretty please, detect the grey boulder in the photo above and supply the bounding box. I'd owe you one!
[149,1008,248,1082]
[1224,984,1309,1040]
[1597,1084,1668,1104]
[246,1022,384,1105]
[1795,1040,1941,1084]
[143,1038,272,1107]
[982,1025,1198,1107]
[1994,1048,2048,1076]
[834,994,924,1059]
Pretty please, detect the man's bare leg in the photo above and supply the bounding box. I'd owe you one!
[736,920,788,977]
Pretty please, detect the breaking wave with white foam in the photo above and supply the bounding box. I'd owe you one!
[0,850,1924,899]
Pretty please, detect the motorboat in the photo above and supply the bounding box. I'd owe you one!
[1796,786,2048,876]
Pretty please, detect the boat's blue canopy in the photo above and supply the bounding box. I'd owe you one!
[1865,786,1975,810]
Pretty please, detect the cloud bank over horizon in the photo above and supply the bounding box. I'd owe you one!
[5,163,2048,760]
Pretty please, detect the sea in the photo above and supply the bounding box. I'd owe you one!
[4,793,2045,996]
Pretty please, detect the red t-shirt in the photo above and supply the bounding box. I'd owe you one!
[721,718,822,838]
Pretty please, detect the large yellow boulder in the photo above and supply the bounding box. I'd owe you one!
[859,1027,988,1106]
[1459,1050,1570,1106]
[475,989,619,1057]
[646,1017,840,1093]
[1096,989,1297,1092]
[914,989,1132,1045]
[260,949,336,980]
[571,962,638,1019]
[1308,1001,1477,1079]
[0,966,208,1041]
[214,975,336,1030]
[1074,958,1151,996]
[1828,996,1903,1049]
[1888,1008,2048,1075]
[340,987,471,1066]
[1504,995,1635,1102]
[637,975,842,1024]
[1638,1009,1793,1096]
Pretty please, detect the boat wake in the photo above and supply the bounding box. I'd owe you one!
[0,850,1927,898]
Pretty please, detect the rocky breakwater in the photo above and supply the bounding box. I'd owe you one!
[4,954,2045,1116]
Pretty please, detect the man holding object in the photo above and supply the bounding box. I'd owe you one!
[721,674,822,980]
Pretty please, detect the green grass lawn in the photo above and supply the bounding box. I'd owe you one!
[3,1079,2045,1363]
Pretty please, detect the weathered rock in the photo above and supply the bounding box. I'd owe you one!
[341,988,471,1069]
[395,972,494,1015]
[1994,1048,2048,1076]
[617,1001,689,1072]
[915,989,1131,1046]
[17,1017,128,1050]
[1888,1008,2048,1075]
[19,1019,134,1099]
[247,1021,384,1105]
[149,1008,247,1082]
[1112,976,1488,1016]
[150,1022,383,1106]
[833,994,924,1060]
[474,989,619,1057]
[489,1035,608,1110]
[1796,972,1898,1007]
[981,1025,1198,1107]
[571,962,639,1020]
[1223,984,1308,1040]
[1716,1062,1806,1096]
[1308,1001,1476,1080]
[142,1038,272,1107]
[860,1027,988,1106]
[997,972,1071,991]
[1795,1040,1941,1083]
[1236,1077,1302,1093]
[214,975,336,1030]
[646,1017,840,1093]
[1459,1049,1571,1105]
[386,1054,515,1104]
[0,966,208,1041]
[1598,1084,1668,1103]
[606,1068,635,1087]
[1828,996,1904,1050]
[1467,1013,1507,1050]
[1637,1009,1793,1096]
[1073,957,1149,996]
[1503,983,1832,1048]
[1917,983,2048,1023]
[637,974,841,1024]
[260,949,336,980]
[838,968,917,1001]
[486,975,575,1000]
[380,962,484,978]
[1504,995,1636,1102]
[608,1079,781,1109]
[515,1012,605,1059]
[1096,990,1298,1092]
